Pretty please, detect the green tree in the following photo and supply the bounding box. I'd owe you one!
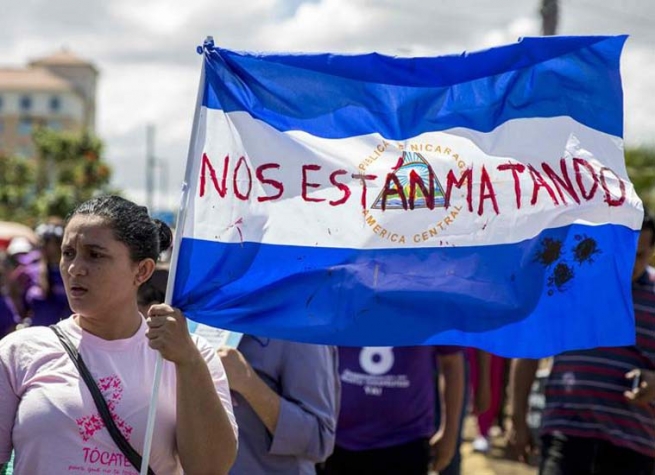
[0,155,38,224]
[625,147,655,210]
[0,128,117,224]
[32,128,116,219]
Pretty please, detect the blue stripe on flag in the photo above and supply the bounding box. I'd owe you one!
[202,36,626,139]
[173,223,637,358]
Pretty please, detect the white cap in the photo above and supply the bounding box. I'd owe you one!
[7,236,33,256]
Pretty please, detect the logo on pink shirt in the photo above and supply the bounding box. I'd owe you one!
[76,374,133,441]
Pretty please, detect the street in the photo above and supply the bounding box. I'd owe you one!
[461,417,538,475]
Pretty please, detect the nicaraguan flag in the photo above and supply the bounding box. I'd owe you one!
[171,35,642,357]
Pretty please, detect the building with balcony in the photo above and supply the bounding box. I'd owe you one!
[0,49,98,158]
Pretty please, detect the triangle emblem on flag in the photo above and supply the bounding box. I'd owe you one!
[371,151,446,210]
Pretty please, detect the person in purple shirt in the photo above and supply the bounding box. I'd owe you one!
[24,221,71,327]
[323,345,464,475]
[0,296,19,339]
[219,336,340,474]
[0,253,22,338]
[4,238,40,320]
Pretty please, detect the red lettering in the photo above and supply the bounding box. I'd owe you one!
[445,169,473,212]
[478,165,499,215]
[497,163,525,209]
[528,164,559,206]
[199,153,228,198]
[381,173,406,211]
[541,158,580,205]
[233,156,252,200]
[351,173,377,209]
[256,163,284,202]
[599,167,626,207]
[302,164,325,202]
[329,170,350,206]
[573,158,599,201]
[408,169,434,210]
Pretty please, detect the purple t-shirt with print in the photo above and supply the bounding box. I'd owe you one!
[336,345,459,451]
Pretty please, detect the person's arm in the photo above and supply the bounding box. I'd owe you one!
[174,352,237,474]
[508,358,539,463]
[430,350,465,472]
[475,349,492,414]
[220,342,339,462]
[146,304,237,475]
[625,369,655,405]
[219,347,281,432]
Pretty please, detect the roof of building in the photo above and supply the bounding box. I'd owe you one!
[0,67,75,92]
[29,49,98,72]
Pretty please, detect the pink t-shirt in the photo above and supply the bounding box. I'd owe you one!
[0,316,237,474]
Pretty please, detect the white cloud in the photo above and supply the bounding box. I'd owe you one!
[622,45,655,145]
[110,1,197,35]
[97,63,201,205]
[480,17,541,49]
[256,0,378,52]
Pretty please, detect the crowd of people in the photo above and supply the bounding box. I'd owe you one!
[0,195,653,475]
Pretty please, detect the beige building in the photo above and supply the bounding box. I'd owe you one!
[0,49,98,158]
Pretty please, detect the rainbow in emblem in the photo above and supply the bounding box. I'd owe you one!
[371,151,446,210]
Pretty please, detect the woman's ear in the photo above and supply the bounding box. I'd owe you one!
[135,259,156,286]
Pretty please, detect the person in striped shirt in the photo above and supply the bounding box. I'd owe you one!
[509,209,655,475]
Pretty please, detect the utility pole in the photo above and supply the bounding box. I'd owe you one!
[541,0,559,36]
[146,124,155,211]
[157,159,169,212]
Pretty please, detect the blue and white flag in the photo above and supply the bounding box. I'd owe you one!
[171,35,642,357]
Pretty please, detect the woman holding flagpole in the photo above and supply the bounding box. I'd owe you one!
[0,195,238,475]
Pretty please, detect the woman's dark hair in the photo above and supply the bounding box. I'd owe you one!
[138,267,169,307]
[66,195,173,262]
[643,205,655,246]
[35,220,64,242]
[35,217,66,297]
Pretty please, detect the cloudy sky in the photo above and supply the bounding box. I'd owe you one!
[3,0,654,209]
